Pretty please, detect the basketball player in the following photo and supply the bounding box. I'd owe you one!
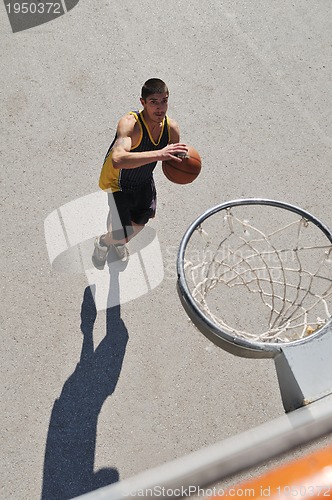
[92,78,188,270]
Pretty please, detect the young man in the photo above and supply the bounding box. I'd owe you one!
[92,78,188,270]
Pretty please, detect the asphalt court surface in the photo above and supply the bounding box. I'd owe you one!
[1,1,332,499]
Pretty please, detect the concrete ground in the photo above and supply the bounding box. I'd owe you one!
[1,0,331,499]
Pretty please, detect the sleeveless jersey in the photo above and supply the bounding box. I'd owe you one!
[99,110,171,192]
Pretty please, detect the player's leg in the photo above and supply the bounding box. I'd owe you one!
[101,179,156,260]
[130,178,157,228]
[105,180,156,261]
[92,192,133,269]
[92,181,156,269]
[109,179,156,245]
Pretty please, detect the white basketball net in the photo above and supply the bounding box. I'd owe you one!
[183,206,332,343]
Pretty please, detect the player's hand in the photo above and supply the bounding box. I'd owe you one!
[160,143,188,162]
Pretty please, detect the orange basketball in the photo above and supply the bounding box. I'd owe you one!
[162,145,201,184]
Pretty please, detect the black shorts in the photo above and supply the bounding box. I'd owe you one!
[107,179,157,241]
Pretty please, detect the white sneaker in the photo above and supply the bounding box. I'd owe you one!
[92,236,109,270]
[113,243,129,262]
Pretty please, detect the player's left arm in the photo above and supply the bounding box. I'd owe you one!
[168,118,182,144]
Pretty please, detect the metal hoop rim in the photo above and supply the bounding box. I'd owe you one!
[177,198,332,357]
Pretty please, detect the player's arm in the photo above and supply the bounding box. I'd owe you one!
[112,115,188,169]
[168,118,189,159]
[168,118,181,144]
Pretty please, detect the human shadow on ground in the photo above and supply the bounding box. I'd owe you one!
[41,271,128,499]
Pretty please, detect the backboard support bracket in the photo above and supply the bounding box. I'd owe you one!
[275,326,332,412]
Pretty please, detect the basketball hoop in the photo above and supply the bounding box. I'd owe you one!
[177,199,332,410]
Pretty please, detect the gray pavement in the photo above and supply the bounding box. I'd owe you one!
[1,1,332,499]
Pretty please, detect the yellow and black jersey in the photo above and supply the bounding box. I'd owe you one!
[99,110,171,192]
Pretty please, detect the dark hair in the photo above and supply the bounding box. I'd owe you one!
[141,78,169,100]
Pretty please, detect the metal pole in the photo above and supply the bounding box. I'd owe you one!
[74,394,332,499]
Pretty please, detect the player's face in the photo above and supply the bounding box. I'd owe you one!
[141,93,169,123]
